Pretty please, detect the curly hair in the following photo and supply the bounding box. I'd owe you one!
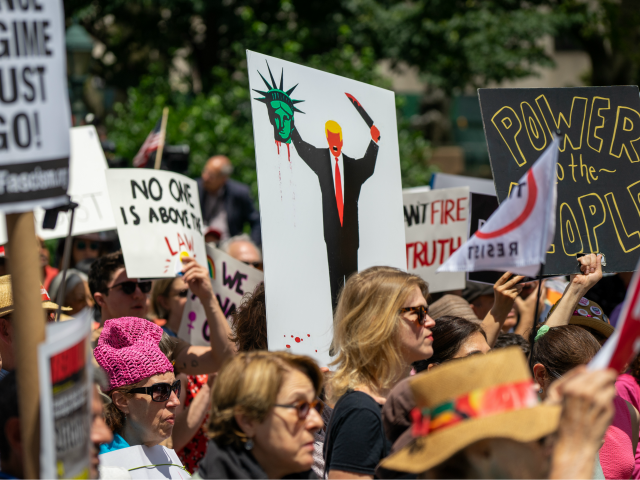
[229,282,267,352]
[88,250,125,313]
[207,351,322,449]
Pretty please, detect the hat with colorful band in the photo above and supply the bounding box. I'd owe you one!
[547,297,614,339]
[379,348,561,474]
[0,275,71,316]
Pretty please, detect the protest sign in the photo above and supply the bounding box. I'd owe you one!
[430,172,496,195]
[38,316,92,479]
[404,187,469,292]
[106,169,205,278]
[479,86,640,275]
[99,444,190,479]
[439,138,559,276]
[248,51,406,364]
[178,244,263,347]
[0,0,71,213]
[467,192,502,284]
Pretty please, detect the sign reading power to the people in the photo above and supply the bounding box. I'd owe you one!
[0,0,72,213]
[480,86,640,275]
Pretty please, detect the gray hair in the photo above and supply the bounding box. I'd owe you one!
[219,234,262,260]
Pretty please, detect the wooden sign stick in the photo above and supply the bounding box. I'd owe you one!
[6,211,47,479]
[154,107,170,170]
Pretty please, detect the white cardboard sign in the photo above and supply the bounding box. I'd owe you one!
[178,244,263,347]
[0,0,72,213]
[106,169,206,278]
[248,51,406,365]
[404,187,469,292]
[99,445,190,479]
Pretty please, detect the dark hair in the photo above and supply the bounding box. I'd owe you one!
[629,353,640,387]
[413,316,486,373]
[0,371,18,461]
[88,250,125,311]
[494,333,530,357]
[229,282,267,352]
[529,325,600,378]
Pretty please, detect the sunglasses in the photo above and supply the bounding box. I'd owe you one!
[399,305,430,326]
[243,261,263,270]
[274,398,324,420]
[128,380,181,402]
[76,240,100,251]
[108,280,152,295]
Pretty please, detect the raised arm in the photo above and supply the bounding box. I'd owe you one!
[290,128,326,174]
[174,257,237,375]
[481,272,524,347]
[545,254,602,328]
[171,373,214,451]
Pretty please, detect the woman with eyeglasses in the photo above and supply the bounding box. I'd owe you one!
[197,351,324,479]
[95,316,189,477]
[323,266,435,480]
[531,324,639,479]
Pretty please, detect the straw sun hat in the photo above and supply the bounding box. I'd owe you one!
[0,275,71,316]
[379,348,561,474]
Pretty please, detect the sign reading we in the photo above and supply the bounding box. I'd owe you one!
[479,86,640,275]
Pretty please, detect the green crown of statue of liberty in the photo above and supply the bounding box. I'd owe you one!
[253,61,304,144]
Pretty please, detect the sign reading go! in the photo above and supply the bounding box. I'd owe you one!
[479,86,640,275]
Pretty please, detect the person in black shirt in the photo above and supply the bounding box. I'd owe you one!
[324,267,436,479]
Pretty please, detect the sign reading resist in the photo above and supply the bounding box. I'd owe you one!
[0,0,72,212]
[404,187,469,292]
[178,245,263,347]
[106,169,206,278]
[480,86,640,275]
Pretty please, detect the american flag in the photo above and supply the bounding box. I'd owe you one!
[133,119,163,168]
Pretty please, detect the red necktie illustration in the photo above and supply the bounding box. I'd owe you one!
[335,159,344,226]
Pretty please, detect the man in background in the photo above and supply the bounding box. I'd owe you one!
[198,155,261,246]
[220,234,263,271]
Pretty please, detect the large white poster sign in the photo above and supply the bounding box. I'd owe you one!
[404,187,469,292]
[438,138,559,276]
[247,51,406,364]
[106,169,206,278]
[38,317,92,479]
[33,126,116,239]
[178,244,263,347]
[0,0,71,213]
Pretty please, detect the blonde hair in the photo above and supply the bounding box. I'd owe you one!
[207,351,323,448]
[325,120,342,141]
[150,278,176,320]
[329,266,429,402]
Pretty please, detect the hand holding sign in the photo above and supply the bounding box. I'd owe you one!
[180,256,214,303]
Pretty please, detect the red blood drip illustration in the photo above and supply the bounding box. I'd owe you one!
[286,143,290,162]
[307,334,310,337]
[295,337,301,343]
[276,140,281,154]
[286,345,291,348]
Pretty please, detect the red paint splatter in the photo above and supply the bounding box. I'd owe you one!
[286,143,290,162]
[307,334,310,337]
[286,345,291,348]
[295,337,301,343]
[315,350,317,352]
[291,335,294,338]
[284,335,285,337]
[276,140,280,154]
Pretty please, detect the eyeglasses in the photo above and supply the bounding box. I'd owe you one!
[399,305,430,326]
[176,289,189,298]
[274,398,324,420]
[108,280,152,295]
[243,261,263,270]
[76,240,100,251]
[128,380,181,402]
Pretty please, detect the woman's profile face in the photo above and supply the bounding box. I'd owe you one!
[164,277,188,321]
[398,286,436,365]
[121,371,179,446]
[452,331,491,359]
[249,369,323,477]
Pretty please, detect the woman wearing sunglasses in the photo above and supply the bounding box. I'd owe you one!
[197,351,324,479]
[95,316,189,476]
[150,277,190,337]
[324,266,435,479]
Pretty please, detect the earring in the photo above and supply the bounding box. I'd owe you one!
[245,438,254,451]
[538,388,543,394]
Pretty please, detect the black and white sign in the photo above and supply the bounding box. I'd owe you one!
[0,0,72,212]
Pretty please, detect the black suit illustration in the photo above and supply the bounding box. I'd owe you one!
[291,128,379,308]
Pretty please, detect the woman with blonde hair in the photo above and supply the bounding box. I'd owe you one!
[324,266,435,479]
[197,351,324,479]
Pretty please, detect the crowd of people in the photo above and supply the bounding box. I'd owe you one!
[0,154,637,479]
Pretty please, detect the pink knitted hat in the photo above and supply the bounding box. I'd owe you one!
[94,317,174,390]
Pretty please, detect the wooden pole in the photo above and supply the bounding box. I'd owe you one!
[6,211,46,479]
[154,107,170,170]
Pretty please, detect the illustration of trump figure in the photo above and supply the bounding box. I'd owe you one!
[254,63,381,308]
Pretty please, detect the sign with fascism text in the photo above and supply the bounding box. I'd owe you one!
[106,169,206,278]
[438,138,559,276]
[480,86,640,275]
[0,0,72,213]
[404,186,469,292]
